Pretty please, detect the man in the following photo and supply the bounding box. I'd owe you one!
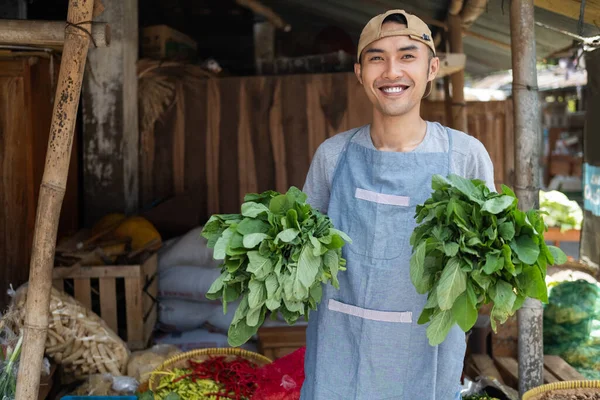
[300,9,495,400]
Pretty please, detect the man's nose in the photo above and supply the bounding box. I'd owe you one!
[382,59,405,81]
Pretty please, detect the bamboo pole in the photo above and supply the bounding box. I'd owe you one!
[14,1,97,399]
[0,20,109,48]
[509,0,544,396]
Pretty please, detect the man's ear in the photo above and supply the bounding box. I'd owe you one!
[428,56,440,82]
[354,62,363,85]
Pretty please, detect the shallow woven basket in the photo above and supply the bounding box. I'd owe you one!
[148,347,272,391]
[523,380,600,400]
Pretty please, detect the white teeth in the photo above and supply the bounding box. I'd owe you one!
[382,86,405,93]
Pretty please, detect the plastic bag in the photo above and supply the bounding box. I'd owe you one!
[544,280,600,379]
[72,374,139,396]
[253,347,306,400]
[9,284,129,379]
[127,344,181,383]
[460,376,518,400]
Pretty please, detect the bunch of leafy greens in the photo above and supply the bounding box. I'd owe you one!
[410,174,568,346]
[201,187,351,347]
[539,190,583,231]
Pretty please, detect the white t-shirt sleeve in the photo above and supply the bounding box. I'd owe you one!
[465,139,496,192]
[302,144,332,214]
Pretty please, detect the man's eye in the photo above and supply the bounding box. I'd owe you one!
[370,56,383,61]
[402,54,415,59]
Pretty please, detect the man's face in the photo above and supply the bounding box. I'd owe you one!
[355,21,439,117]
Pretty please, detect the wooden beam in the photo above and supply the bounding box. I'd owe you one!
[14,0,97,399]
[464,29,512,50]
[236,0,291,31]
[461,0,489,28]
[534,0,600,27]
[448,13,468,132]
[449,0,465,16]
[0,20,110,49]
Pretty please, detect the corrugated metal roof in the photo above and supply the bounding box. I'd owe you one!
[261,0,597,77]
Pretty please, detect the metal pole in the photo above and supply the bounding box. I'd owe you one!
[509,0,544,396]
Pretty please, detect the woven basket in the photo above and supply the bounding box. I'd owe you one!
[148,347,272,391]
[523,380,600,400]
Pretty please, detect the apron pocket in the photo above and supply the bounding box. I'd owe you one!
[348,188,411,262]
[325,299,412,400]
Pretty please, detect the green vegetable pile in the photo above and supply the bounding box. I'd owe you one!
[410,174,568,346]
[539,190,583,231]
[201,187,351,347]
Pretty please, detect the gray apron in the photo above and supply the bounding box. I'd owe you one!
[300,125,465,400]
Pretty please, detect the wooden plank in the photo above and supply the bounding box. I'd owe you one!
[544,355,586,381]
[534,0,600,27]
[471,354,505,382]
[494,357,519,389]
[184,81,208,223]
[237,79,258,197]
[99,278,118,333]
[73,279,92,310]
[125,277,144,348]
[206,79,221,217]
[218,78,241,212]
[172,81,186,195]
[247,76,277,193]
[495,356,562,388]
[268,79,288,194]
[281,75,310,188]
[346,74,372,128]
[306,74,328,159]
[53,265,142,279]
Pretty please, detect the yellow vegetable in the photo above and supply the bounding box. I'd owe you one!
[91,213,127,236]
[113,216,162,251]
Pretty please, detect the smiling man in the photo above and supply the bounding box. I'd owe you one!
[300,9,495,400]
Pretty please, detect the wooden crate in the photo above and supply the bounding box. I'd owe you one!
[257,325,307,360]
[52,253,158,350]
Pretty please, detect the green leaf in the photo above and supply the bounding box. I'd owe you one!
[418,308,434,325]
[247,251,273,277]
[426,310,454,346]
[510,236,540,265]
[228,315,262,347]
[329,228,352,243]
[424,288,438,309]
[466,281,478,306]
[471,270,493,291]
[213,228,234,260]
[447,174,483,204]
[483,253,504,275]
[442,242,459,257]
[206,272,228,299]
[324,250,340,288]
[248,280,266,309]
[436,258,467,311]
[492,280,517,313]
[452,292,478,332]
[309,235,322,256]
[498,222,515,241]
[481,196,516,214]
[265,273,279,298]
[243,233,269,248]
[241,202,270,218]
[236,218,270,235]
[246,306,262,327]
[547,245,567,265]
[298,244,321,290]
[410,241,428,294]
[276,228,300,243]
[502,244,516,275]
[520,265,548,303]
[309,283,323,304]
[431,174,450,190]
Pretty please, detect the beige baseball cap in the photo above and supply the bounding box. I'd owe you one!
[357,9,436,62]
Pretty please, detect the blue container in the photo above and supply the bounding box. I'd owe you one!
[61,397,137,400]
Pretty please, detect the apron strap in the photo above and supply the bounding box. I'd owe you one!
[331,126,364,190]
[446,127,454,173]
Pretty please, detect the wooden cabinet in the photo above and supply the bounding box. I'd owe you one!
[0,56,79,308]
[257,325,307,360]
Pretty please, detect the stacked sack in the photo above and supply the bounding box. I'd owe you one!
[154,227,255,351]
